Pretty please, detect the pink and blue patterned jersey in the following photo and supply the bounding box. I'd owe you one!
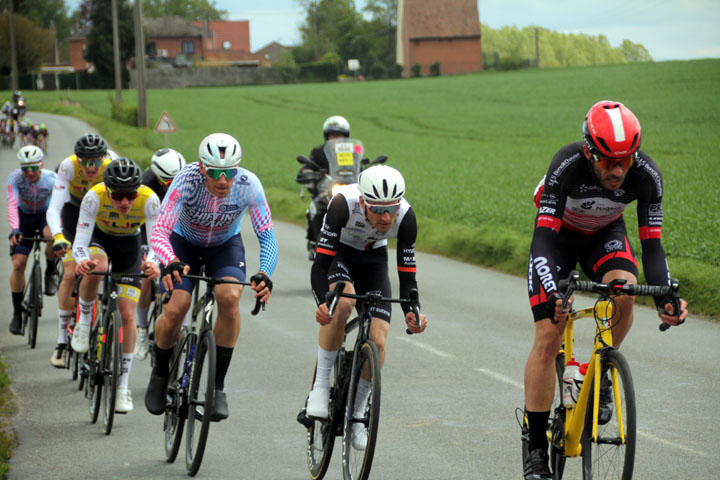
[6,168,57,230]
[151,163,278,275]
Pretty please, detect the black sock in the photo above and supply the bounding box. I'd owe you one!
[12,291,23,314]
[526,410,551,453]
[152,344,174,377]
[215,346,234,391]
[45,259,55,273]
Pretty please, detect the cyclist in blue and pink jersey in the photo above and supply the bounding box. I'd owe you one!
[7,145,58,334]
[145,133,278,422]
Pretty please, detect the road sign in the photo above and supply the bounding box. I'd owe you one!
[154,111,177,133]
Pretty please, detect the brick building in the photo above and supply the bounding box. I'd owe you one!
[397,0,483,76]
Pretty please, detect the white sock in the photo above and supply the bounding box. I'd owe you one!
[183,309,191,327]
[353,378,372,418]
[135,306,149,328]
[312,346,338,390]
[78,298,94,326]
[57,309,72,344]
[119,353,133,389]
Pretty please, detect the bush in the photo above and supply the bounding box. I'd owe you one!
[411,64,422,77]
[430,61,441,76]
[370,63,386,79]
[388,64,404,79]
[110,97,138,126]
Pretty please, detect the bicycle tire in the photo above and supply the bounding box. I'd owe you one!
[549,352,567,480]
[102,311,121,435]
[581,349,636,480]
[165,333,192,463]
[185,332,216,476]
[28,261,42,349]
[305,355,342,480]
[342,341,381,480]
[88,324,102,424]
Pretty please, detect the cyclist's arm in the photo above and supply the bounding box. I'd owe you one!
[46,159,74,238]
[247,179,278,277]
[310,194,349,305]
[396,207,419,315]
[6,172,20,231]
[72,189,100,264]
[143,192,161,265]
[150,184,183,266]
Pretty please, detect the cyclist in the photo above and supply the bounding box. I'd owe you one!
[46,133,112,368]
[72,157,161,413]
[522,100,688,479]
[134,148,186,361]
[145,133,277,421]
[304,165,427,448]
[6,146,58,334]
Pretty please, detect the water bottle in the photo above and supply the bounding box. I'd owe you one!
[562,359,580,408]
[572,363,589,404]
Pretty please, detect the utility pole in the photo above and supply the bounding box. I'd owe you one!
[535,27,540,68]
[9,0,19,91]
[112,0,122,103]
[133,0,147,127]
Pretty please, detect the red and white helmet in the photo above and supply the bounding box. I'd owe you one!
[582,101,641,158]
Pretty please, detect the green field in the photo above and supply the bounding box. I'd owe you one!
[12,59,720,317]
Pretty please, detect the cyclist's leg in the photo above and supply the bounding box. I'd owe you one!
[72,251,106,353]
[9,250,28,334]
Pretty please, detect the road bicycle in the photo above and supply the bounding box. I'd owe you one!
[163,273,266,477]
[74,271,146,435]
[299,282,420,480]
[18,234,51,349]
[519,270,681,480]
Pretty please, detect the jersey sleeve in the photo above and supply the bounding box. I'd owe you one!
[310,194,349,305]
[6,171,20,230]
[396,207,419,315]
[72,190,100,263]
[143,192,161,265]
[151,185,183,266]
[46,158,74,237]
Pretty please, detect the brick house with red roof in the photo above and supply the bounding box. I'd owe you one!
[397,0,482,76]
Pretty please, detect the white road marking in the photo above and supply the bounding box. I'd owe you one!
[474,367,525,390]
[396,336,455,358]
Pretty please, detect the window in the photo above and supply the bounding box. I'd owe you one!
[223,41,231,50]
[182,40,195,54]
[147,42,156,57]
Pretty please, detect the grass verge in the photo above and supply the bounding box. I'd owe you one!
[0,358,16,477]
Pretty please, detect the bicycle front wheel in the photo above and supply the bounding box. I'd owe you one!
[88,324,102,424]
[549,352,567,479]
[581,349,636,480]
[342,341,381,480]
[185,332,216,476]
[306,353,343,480]
[102,312,121,435]
[165,332,192,463]
[28,262,42,349]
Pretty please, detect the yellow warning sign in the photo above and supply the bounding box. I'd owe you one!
[154,111,178,133]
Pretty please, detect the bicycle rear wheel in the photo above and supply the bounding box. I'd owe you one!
[102,311,121,434]
[165,332,191,463]
[581,349,636,480]
[28,262,42,349]
[342,341,381,480]
[185,332,216,476]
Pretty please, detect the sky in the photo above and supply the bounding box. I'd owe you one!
[67,0,720,61]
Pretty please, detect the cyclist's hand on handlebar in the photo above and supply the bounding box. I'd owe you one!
[659,298,687,326]
[75,259,97,276]
[315,303,331,326]
[8,229,22,246]
[549,292,573,324]
[141,260,160,279]
[250,272,273,304]
[52,233,71,258]
[162,260,189,291]
[405,311,427,334]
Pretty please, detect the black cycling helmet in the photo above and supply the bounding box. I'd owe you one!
[74,133,108,158]
[103,157,142,192]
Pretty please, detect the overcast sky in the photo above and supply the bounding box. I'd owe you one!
[68,0,719,61]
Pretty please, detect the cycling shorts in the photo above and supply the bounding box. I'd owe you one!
[529,218,639,322]
[87,229,143,299]
[10,212,48,256]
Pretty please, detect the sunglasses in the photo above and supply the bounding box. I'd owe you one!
[592,153,635,171]
[79,157,104,168]
[21,165,40,172]
[157,176,173,187]
[205,167,239,180]
[366,202,401,215]
[107,188,139,201]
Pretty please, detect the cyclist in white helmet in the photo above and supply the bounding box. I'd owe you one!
[303,164,428,448]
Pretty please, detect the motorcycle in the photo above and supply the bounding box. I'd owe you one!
[295,137,387,260]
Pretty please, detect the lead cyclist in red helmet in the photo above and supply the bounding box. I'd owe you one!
[521,100,688,480]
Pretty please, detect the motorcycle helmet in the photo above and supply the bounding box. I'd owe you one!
[104,157,142,192]
[323,116,350,140]
[198,133,242,168]
[357,165,405,203]
[582,101,641,158]
[151,148,186,181]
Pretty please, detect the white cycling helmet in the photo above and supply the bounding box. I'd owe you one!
[198,133,242,168]
[151,148,186,181]
[107,149,120,160]
[17,145,44,165]
[323,115,350,140]
[357,165,405,203]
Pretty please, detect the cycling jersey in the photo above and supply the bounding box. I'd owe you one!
[7,168,56,230]
[151,163,278,276]
[529,142,671,310]
[141,168,169,201]
[46,155,112,238]
[311,184,418,315]
[73,183,160,264]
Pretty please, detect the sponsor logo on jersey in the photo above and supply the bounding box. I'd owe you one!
[533,256,557,293]
[604,240,623,252]
[539,207,556,215]
[219,203,241,212]
[579,184,602,193]
[648,203,663,215]
[580,200,596,210]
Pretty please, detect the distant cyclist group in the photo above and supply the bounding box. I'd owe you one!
[2,91,49,151]
[5,100,687,479]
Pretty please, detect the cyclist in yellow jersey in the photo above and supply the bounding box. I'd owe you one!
[73,158,161,413]
[46,134,112,367]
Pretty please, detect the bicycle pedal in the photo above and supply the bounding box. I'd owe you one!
[296,408,314,428]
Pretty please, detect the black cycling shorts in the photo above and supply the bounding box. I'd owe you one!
[10,212,48,256]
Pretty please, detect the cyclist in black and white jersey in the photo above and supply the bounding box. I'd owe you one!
[522,101,688,480]
[304,165,427,448]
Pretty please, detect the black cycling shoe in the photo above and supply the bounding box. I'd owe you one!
[523,448,552,480]
[9,312,22,335]
[44,270,59,296]
[598,374,613,425]
[211,390,228,422]
[144,372,169,415]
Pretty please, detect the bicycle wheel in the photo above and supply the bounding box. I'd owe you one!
[305,352,344,480]
[28,261,42,349]
[185,332,216,476]
[342,341,381,480]
[102,311,121,435]
[581,349,636,480]
[88,323,102,424]
[548,352,567,479]
[165,333,192,463]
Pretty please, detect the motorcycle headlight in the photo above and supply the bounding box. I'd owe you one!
[331,184,343,196]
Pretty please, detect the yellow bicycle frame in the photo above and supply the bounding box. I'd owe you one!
[559,300,627,457]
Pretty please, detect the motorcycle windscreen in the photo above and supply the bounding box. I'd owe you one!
[323,138,364,185]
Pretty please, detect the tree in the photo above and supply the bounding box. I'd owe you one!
[9,0,72,41]
[0,12,52,74]
[363,0,397,66]
[84,0,134,86]
[143,0,227,20]
[620,39,652,63]
[298,0,361,60]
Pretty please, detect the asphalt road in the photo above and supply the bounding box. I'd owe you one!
[1,112,718,479]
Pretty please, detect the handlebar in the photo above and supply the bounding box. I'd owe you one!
[172,274,267,316]
[71,271,147,298]
[558,270,681,332]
